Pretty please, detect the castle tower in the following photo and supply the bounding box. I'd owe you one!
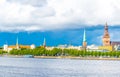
[82,29,87,49]
[102,23,111,46]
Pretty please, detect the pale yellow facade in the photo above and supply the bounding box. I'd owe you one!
[98,46,113,51]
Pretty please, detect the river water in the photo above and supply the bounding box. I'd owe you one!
[0,57,120,77]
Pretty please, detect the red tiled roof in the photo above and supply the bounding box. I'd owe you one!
[111,41,120,46]
[8,45,31,49]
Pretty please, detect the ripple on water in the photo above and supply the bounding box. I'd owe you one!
[0,57,120,77]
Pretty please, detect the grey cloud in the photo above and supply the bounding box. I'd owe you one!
[7,0,47,7]
[31,7,56,18]
[0,24,41,32]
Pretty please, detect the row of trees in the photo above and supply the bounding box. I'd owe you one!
[8,47,120,57]
[0,49,7,55]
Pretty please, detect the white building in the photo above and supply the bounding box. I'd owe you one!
[67,45,82,50]
[87,44,99,50]
[3,44,8,51]
[30,44,35,49]
[46,46,55,50]
[87,44,103,51]
[114,45,120,51]
[57,44,67,49]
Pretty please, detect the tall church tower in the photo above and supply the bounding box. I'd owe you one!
[82,29,87,49]
[16,37,19,49]
[102,23,111,46]
[43,38,46,48]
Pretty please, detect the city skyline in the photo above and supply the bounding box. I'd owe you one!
[0,25,119,47]
[1,0,120,77]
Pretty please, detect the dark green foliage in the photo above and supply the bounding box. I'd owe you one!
[0,50,7,54]
[9,48,120,57]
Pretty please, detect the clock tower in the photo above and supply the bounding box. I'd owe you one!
[102,23,110,46]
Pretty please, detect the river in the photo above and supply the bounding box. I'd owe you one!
[0,57,120,77]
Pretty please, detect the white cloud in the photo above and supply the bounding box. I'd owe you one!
[0,0,120,31]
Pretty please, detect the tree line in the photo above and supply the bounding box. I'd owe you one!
[8,47,120,57]
[0,49,7,55]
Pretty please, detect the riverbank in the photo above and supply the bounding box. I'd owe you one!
[34,56,120,61]
[1,55,120,61]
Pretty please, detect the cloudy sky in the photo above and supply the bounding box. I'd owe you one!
[0,0,120,46]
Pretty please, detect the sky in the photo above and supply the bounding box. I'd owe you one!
[0,0,120,46]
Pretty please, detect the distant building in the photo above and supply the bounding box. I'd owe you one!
[114,45,120,51]
[3,44,8,51]
[102,23,111,46]
[99,46,113,51]
[43,38,46,48]
[46,46,55,50]
[87,44,98,50]
[87,44,104,52]
[67,45,82,50]
[16,37,19,49]
[3,44,35,52]
[30,44,35,49]
[57,44,67,49]
[82,29,87,50]
[98,23,120,51]
[111,42,120,46]
[3,38,35,52]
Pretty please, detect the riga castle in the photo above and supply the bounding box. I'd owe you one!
[99,23,120,51]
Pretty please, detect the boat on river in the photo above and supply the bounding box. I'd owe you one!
[23,55,34,58]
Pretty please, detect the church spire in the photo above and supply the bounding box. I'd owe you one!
[83,29,86,42]
[43,37,46,47]
[102,22,110,46]
[16,37,18,45]
[103,22,110,38]
[16,37,19,49]
[82,29,87,50]
[105,22,108,32]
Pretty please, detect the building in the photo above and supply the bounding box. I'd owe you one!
[102,23,111,46]
[30,44,36,49]
[43,38,46,48]
[82,29,87,50]
[46,46,55,50]
[87,44,98,50]
[39,38,47,48]
[110,42,120,51]
[99,46,113,51]
[98,23,115,51]
[3,38,35,52]
[111,42,120,46]
[67,45,82,50]
[114,45,120,51]
[56,29,87,50]
[57,44,67,49]
[87,44,104,52]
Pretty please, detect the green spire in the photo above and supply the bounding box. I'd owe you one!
[43,38,46,46]
[83,29,86,42]
[16,37,18,46]
[16,37,19,49]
